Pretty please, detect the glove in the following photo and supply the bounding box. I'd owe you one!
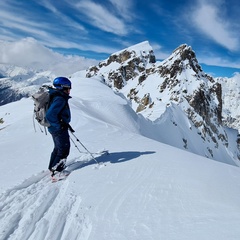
[60,121,69,130]
[60,121,75,132]
[68,124,75,133]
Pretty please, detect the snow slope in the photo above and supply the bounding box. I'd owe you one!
[86,42,240,167]
[1,74,240,240]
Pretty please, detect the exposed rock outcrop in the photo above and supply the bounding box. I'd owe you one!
[86,41,156,89]
[86,41,239,164]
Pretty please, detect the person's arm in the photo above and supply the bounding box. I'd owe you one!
[46,96,65,131]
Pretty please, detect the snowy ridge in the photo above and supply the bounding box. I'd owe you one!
[85,42,240,166]
[1,75,240,239]
[1,42,240,239]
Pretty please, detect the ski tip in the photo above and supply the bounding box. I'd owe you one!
[51,170,70,182]
[51,176,58,183]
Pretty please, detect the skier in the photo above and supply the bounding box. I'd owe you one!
[46,77,72,177]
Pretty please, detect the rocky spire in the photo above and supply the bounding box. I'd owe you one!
[86,41,156,89]
[157,44,203,79]
[86,41,234,161]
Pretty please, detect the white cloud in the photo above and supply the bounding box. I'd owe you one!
[192,2,239,51]
[0,0,133,57]
[0,38,98,75]
[0,10,49,36]
[0,1,87,47]
[0,1,119,57]
[74,0,128,35]
[108,0,135,21]
[198,54,240,69]
[37,0,87,32]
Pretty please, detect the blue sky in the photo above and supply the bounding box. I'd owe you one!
[0,0,239,77]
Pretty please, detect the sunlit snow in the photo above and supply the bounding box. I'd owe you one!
[1,73,240,240]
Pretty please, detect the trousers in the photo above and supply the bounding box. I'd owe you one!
[48,129,70,171]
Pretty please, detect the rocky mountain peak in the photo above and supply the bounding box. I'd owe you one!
[159,44,203,79]
[85,41,239,164]
[1,41,239,165]
[172,44,195,60]
[86,41,156,89]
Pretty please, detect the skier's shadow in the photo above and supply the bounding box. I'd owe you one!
[67,151,155,172]
[108,151,155,164]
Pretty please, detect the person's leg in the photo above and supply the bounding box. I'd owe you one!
[49,130,70,172]
[48,137,58,170]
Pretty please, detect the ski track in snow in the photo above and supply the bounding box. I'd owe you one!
[0,171,90,240]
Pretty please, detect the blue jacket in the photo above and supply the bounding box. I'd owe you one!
[46,88,71,134]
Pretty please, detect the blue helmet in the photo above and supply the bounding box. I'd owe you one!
[53,77,71,90]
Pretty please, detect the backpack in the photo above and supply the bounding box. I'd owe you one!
[32,85,52,128]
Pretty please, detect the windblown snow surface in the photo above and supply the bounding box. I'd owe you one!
[1,73,240,240]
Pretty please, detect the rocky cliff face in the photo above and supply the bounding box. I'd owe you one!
[86,41,156,89]
[86,41,239,164]
[216,74,240,131]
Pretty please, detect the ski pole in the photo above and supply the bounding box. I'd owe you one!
[68,126,99,165]
[68,124,103,154]
[69,135,84,154]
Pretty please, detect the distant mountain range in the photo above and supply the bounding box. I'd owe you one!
[1,41,240,165]
[0,64,54,105]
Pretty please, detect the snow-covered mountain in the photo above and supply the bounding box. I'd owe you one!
[85,41,240,166]
[1,74,240,239]
[0,63,54,105]
[217,73,240,130]
[1,41,240,166]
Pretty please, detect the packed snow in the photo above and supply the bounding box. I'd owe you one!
[1,73,240,240]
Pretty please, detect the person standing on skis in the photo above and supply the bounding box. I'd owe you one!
[46,77,72,177]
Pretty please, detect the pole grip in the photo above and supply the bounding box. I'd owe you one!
[67,123,75,133]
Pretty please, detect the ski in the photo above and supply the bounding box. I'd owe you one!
[51,170,71,182]
[50,150,109,182]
